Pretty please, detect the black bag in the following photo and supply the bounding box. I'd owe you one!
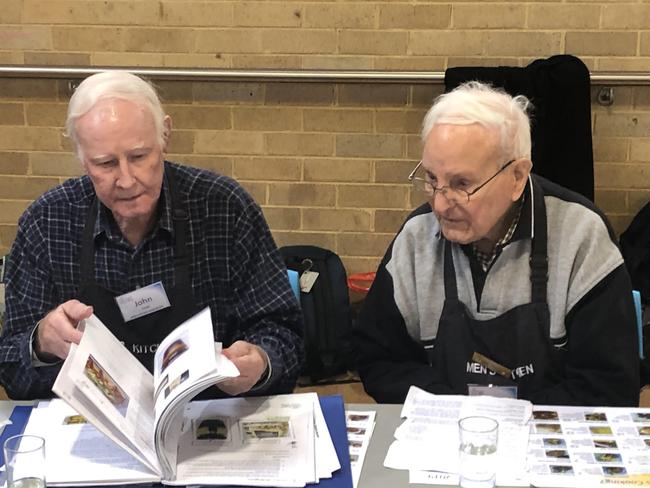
[280,245,353,383]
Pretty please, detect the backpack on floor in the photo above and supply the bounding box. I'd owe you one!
[280,245,353,383]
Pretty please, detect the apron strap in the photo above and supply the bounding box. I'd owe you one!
[79,166,192,288]
[443,239,458,299]
[529,177,548,304]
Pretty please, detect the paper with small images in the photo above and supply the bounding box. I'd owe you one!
[345,410,376,488]
[383,386,531,486]
[527,405,650,487]
[21,399,159,486]
[171,393,322,487]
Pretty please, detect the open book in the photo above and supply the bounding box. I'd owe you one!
[29,307,339,487]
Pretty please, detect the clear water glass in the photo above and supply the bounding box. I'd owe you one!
[3,435,46,488]
[458,416,498,488]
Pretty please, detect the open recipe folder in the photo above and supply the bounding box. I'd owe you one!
[20,307,343,487]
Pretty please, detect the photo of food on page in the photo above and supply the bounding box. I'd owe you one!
[240,418,293,442]
[164,369,189,399]
[193,416,232,443]
[84,354,129,415]
[160,336,189,374]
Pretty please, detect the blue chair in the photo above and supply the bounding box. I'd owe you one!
[287,269,300,300]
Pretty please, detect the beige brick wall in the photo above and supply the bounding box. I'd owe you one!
[1,1,650,274]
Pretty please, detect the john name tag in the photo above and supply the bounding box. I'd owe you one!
[115,281,171,322]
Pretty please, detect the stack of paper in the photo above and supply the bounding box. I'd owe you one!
[383,386,532,486]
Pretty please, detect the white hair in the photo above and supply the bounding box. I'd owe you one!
[65,71,165,156]
[421,81,532,161]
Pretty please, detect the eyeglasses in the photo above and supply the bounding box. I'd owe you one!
[408,159,516,206]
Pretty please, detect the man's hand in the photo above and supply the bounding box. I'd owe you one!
[219,341,269,396]
[35,300,93,360]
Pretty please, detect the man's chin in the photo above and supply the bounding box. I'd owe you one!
[441,228,472,245]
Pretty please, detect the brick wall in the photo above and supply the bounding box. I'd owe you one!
[1,1,650,274]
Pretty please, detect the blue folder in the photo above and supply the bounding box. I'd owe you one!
[0,396,353,488]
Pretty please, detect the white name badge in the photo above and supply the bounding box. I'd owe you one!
[115,281,171,322]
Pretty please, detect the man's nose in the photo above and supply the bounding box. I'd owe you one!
[431,189,453,214]
[115,159,135,188]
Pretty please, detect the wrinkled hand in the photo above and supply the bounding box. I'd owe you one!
[218,340,269,396]
[35,300,93,360]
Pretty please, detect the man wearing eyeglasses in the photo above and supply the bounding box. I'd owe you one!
[354,81,639,406]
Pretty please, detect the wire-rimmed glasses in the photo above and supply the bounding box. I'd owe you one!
[408,159,516,206]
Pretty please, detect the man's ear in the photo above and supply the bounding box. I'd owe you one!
[162,115,172,152]
[511,158,532,201]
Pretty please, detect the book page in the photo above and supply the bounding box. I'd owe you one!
[21,399,160,486]
[53,314,159,473]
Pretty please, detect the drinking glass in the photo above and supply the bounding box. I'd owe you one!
[3,435,46,488]
[458,416,498,488]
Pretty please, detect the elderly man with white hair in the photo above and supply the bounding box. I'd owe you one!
[354,81,639,406]
[0,71,304,400]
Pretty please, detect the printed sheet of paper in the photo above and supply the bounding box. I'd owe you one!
[345,410,376,488]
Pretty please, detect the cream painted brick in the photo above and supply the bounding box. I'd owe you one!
[338,185,409,209]
[24,52,90,66]
[302,208,372,232]
[591,86,633,111]
[265,83,335,105]
[262,29,337,55]
[528,4,600,29]
[30,152,82,177]
[195,29,263,54]
[0,0,22,23]
[630,140,650,163]
[193,82,265,104]
[406,135,423,160]
[339,30,407,56]
[0,225,18,253]
[453,4,525,29]
[566,32,637,57]
[593,138,628,162]
[596,163,650,190]
[0,52,24,64]
[373,56,446,71]
[598,57,650,72]
[167,130,195,154]
[303,109,373,133]
[0,26,51,50]
[232,107,301,131]
[304,158,372,183]
[272,231,336,250]
[375,209,411,233]
[336,134,403,159]
[379,4,450,29]
[412,85,443,107]
[53,27,125,51]
[23,0,160,25]
[641,34,650,57]
[232,55,302,69]
[338,85,409,106]
[234,157,302,181]
[157,80,202,103]
[375,110,426,134]
[268,183,336,207]
[0,176,60,199]
[484,32,562,56]
[234,2,302,27]
[337,233,394,257]
[340,256,381,276]
[0,201,30,224]
[25,103,67,127]
[0,104,24,126]
[163,53,231,68]
[302,55,374,70]
[166,106,231,130]
[261,207,301,230]
[411,30,486,56]
[0,152,29,175]
[0,127,61,151]
[595,189,628,214]
[160,2,233,26]
[124,28,194,53]
[304,3,376,29]
[628,191,650,215]
[375,160,417,184]
[91,52,165,67]
[179,155,232,176]
[195,131,264,155]
[239,181,267,204]
[602,4,650,29]
[594,113,650,138]
[448,56,521,68]
[265,133,334,157]
[410,188,430,209]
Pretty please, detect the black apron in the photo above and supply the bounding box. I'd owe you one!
[428,179,566,400]
[78,176,202,373]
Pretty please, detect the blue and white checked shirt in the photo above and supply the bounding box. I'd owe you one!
[0,162,304,399]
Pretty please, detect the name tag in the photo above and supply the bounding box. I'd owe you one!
[115,281,171,322]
